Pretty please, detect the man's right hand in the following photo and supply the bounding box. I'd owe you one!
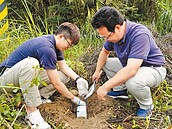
[71,96,86,106]
[92,70,102,82]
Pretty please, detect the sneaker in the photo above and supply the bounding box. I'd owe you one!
[41,96,52,104]
[137,105,154,118]
[42,98,52,104]
[107,89,128,99]
[26,109,51,129]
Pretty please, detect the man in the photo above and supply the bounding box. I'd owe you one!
[91,6,166,118]
[0,22,88,128]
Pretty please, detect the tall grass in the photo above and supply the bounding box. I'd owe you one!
[64,7,103,78]
[153,80,172,111]
[155,1,172,34]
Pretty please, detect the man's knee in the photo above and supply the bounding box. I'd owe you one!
[21,57,39,72]
[125,78,151,99]
[125,78,144,91]
[24,57,39,68]
[14,58,40,82]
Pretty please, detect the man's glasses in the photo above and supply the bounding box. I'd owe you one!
[106,32,112,41]
[98,32,112,41]
[64,36,73,47]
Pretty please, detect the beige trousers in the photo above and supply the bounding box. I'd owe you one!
[0,57,70,107]
[103,58,167,109]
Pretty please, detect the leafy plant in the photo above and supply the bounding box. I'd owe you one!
[132,119,142,128]
[0,91,26,128]
[153,80,172,110]
[155,1,172,34]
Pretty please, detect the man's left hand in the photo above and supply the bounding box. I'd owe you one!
[76,77,88,97]
[97,85,108,100]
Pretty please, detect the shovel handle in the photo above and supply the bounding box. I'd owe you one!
[94,70,103,83]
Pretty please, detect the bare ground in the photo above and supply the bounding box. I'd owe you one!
[38,32,172,129]
[39,85,115,129]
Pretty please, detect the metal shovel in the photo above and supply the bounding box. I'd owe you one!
[84,81,96,100]
[77,81,96,118]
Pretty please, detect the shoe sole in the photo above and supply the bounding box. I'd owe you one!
[138,112,152,119]
[25,119,51,129]
[25,117,43,129]
[42,99,52,104]
[108,95,129,99]
[25,114,51,129]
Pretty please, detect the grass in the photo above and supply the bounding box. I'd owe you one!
[155,1,172,34]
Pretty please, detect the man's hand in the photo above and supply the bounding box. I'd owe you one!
[76,77,88,96]
[92,70,102,83]
[97,85,108,100]
[71,96,86,106]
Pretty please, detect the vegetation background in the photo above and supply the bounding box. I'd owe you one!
[0,0,172,128]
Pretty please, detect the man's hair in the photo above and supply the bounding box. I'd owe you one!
[54,22,80,45]
[91,6,124,32]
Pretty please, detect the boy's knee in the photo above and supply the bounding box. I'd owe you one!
[20,57,40,75]
[25,57,39,67]
[23,58,39,70]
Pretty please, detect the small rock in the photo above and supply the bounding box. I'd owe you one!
[70,89,79,96]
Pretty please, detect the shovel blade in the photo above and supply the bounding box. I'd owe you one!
[84,81,96,100]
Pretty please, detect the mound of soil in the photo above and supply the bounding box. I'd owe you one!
[39,84,115,129]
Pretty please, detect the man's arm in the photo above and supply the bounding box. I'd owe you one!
[96,47,110,72]
[57,60,89,96]
[92,47,110,81]
[97,58,143,100]
[46,69,86,106]
[46,69,74,99]
[57,60,79,80]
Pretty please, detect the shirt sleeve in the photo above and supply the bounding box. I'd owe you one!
[37,47,57,70]
[128,33,150,60]
[104,42,114,51]
[56,50,64,61]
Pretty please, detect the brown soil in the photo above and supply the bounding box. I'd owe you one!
[38,32,172,129]
[39,84,115,129]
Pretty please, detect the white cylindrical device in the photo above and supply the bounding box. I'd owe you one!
[77,105,87,118]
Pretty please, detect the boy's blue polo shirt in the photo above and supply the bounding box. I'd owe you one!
[0,34,64,70]
[104,20,165,67]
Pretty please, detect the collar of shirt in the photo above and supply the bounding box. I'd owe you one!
[117,19,129,45]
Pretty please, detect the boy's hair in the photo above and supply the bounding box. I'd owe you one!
[91,6,124,32]
[55,22,80,45]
